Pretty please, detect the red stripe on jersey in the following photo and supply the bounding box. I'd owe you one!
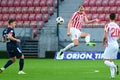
[71,11,86,29]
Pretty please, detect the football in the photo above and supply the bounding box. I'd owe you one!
[56,16,64,24]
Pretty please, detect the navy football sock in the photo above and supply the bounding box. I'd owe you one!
[19,59,24,71]
[4,60,13,69]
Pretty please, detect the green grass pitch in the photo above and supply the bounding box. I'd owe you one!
[0,59,120,80]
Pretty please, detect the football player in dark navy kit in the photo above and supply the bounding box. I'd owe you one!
[0,19,26,74]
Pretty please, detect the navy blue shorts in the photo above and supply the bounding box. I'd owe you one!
[7,43,23,58]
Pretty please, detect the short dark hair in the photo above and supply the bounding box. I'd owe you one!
[8,19,16,25]
[110,13,116,20]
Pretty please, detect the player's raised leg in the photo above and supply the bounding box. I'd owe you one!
[58,39,78,56]
[80,32,96,46]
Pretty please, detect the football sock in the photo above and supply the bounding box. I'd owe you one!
[110,67,115,78]
[104,61,116,68]
[19,59,24,71]
[62,43,74,52]
[85,36,90,43]
[4,60,13,69]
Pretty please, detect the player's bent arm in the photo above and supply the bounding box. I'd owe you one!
[102,31,107,46]
[67,19,72,36]
[84,16,97,24]
[8,33,20,42]
[117,33,120,40]
[2,36,6,42]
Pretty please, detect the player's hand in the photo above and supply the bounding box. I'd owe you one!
[95,19,99,22]
[16,39,21,42]
[67,32,71,36]
[102,41,107,46]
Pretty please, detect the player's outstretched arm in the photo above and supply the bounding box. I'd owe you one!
[84,16,99,24]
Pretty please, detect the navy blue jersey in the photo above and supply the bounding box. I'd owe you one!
[2,27,16,44]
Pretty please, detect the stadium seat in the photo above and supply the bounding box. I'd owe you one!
[22,14,29,21]
[41,7,48,14]
[2,7,8,14]
[99,21,106,27]
[117,7,120,14]
[20,0,27,7]
[1,0,7,7]
[33,0,40,7]
[9,7,15,13]
[29,14,36,21]
[38,21,43,29]
[23,21,30,27]
[3,21,8,26]
[33,28,38,38]
[17,21,23,27]
[102,0,109,7]
[0,7,2,13]
[117,14,120,21]
[43,14,48,22]
[92,14,99,20]
[28,7,34,14]
[87,14,92,20]
[14,0,21,7]
[105,14,109,21]
[40,0,47,7]
[49,7,54,16]
[104,7,110,14]
[109,0,115,6]
[34,7,41,13]
[0,14,3,21]
[3,14,9,21]
[22,7,28,13]
[16,14,22,21]
[85,7,91,14]
[15,7,22,14]
[95,0,102,7]
[9,14,16,19]
[7,0,14,7]
[89,0,96,6]
[97,7,104,14]
[98,14,105,21]
[30,21,36,26]
[115,14,118,21]
[0,21,3,27]
[47,0,53,7]
[27,0,33,7]
[90,7,97,14]
[83,0,89,7]
[35,14,42,21]
[115,0,120,6]
[110,7,117,13]
[53,0,58,8]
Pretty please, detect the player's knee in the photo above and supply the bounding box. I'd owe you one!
[11,58,16,62]
[20,54,24,59]
[87,33,91,36]
[74,43,79,46]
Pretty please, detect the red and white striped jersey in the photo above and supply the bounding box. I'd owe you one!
[70,11,86,29]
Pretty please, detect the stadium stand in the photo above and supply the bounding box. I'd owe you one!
[0,0,57,28]
[83,0,120,27]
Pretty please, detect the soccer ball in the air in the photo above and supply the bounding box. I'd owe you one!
[56,17,64,24]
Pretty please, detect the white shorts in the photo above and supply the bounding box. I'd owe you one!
[70,27,82,41]
[102,43,119,59]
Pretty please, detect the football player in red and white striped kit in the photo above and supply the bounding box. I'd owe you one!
[58,6,99,56]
